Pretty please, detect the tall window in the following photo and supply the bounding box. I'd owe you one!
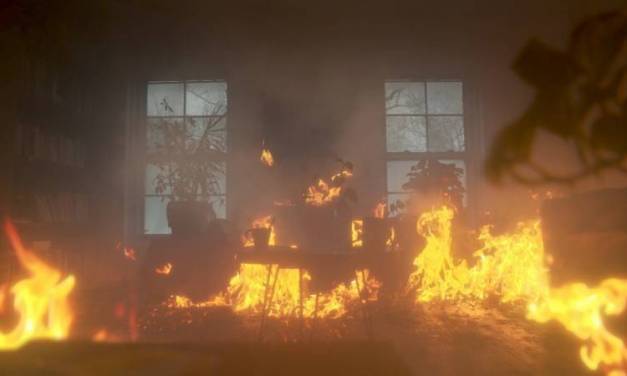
[385,80,466,213]
[144,80,227,234]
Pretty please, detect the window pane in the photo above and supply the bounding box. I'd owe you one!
[426,82,463,114]
[209,162,227,195]
[186,81,227,116]
[186,117,227,153]
[388,193,411,217]
[387,160,418,192]
[208,196,227,219]
[144,196,171,234]
[145,161,225,196]
[145,163,173,195]
[386,116,427,152]
[146,118,185,154]
[428,116,465,152]
[147,83,184,116]
[385,82,426,115]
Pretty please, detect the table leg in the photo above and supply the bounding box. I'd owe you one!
[258,265,280,341]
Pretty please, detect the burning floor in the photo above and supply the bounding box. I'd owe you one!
[0,203,626,375]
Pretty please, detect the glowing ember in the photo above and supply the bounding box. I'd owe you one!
[169,263,379,319]
[155,262,173,276]
[304,167,352,206]
[0,220,76,350]
[260,148,274,167]
[92,329,108,342]
[242,215,276,247]
[351,219,363,248]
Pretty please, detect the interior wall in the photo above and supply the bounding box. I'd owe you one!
[124,0,625,231]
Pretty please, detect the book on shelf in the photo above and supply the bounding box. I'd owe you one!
[34,192,89,224]
[16,124,85,168]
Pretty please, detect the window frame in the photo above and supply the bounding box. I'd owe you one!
[142,79,228,235]
[384,78,469,212]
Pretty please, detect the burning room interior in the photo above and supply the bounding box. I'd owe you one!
[0,1,626,374]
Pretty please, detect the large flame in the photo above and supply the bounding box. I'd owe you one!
[0,220,76,350]
[408,206,627,374]
[169,263,379,319]
[528,279,627,373]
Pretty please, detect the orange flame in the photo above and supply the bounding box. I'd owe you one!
[0,220,76,350]
[260,148,274,167]
[351,219,363,248]
[242,215,276,247]
[528,279,627,374]
[373,202,386,219]
[408,206,627,374]
[169,264,379,319]
[304,168,352,206]
[123,247,136,261]
[155,262,173,276]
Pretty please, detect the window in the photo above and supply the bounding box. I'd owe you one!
[385,80,466,213]
[144,81,227,234]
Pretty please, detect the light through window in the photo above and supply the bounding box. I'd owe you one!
[144,81,227,234]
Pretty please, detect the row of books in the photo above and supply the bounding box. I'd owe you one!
[34,192,89,224]
[16,124,86,168]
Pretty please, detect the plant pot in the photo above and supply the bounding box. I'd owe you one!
[166,200,214,235]
[246,228,271,249]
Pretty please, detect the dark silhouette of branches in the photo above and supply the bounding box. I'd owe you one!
[486,9,627,186]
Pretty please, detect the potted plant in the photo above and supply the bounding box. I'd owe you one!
[149,103,226,235]
[399,158,465,211]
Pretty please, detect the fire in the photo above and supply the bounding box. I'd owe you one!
[123,247,136,261]
[0,220,76,350]
[260,148,274,167]
[116,241,136,261]
[527,279,627,373]
[155,262,173,276]
[386,227,396,249]
[408,206,627,374]
[169,263,379,319]
[242,215,276,247]
[373,202,386,218]
[351,219,363,248]
[407,206,547,303]
[304,167,352,206]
